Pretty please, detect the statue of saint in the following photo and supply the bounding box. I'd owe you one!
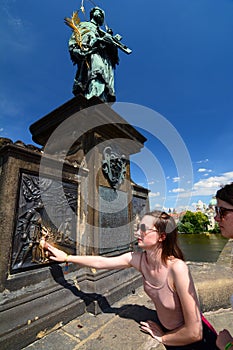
[65,7,131,102]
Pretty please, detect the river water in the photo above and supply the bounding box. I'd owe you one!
[178,233,228,262]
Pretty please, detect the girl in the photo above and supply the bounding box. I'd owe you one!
[46,210,218,349]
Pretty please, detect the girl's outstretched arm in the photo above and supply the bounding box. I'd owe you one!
[46,243,134,270]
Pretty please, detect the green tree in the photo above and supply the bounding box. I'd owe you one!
[178,211,209,233]
[178,221,195,234]
[208,223,220,233]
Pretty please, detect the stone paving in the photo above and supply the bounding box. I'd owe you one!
[22,285,233,350]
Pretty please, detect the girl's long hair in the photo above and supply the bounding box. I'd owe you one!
[145,210,184,264]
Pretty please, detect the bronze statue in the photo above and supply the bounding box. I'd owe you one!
[65,7,132,102]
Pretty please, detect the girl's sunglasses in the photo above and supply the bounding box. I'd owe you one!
[215,206,233,219]
[135,223,158,234]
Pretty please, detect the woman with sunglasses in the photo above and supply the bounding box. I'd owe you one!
[45,210,217,349]
[215,183,233,350]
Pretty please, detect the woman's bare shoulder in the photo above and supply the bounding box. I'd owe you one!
[130,251,144,270]
[169,258,188,274]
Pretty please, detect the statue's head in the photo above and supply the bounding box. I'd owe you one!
[90,7,105,26]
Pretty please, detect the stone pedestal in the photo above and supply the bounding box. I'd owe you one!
[0,96,149,349]
[30,94,149,298]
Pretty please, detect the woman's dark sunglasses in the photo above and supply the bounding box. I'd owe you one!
[215,206,233,219]
[135,223,158,233]
[136,224,147,232]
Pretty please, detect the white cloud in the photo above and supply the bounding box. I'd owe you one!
[149,191,160,198]
[172,177,180,182]
[198,168,206,172]
[156,172,233,212]
[154,203,163,208]
[171,188,185,193]
[192,171,233,196]
[0,128,3,132]
[148,181,155,185]
[196,159,209,164]
[149,172,232,212]
[198,168,212,173]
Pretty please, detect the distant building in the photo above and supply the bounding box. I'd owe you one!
[205,196,217,230]
[173,196,217,231]
[170,211,186,225]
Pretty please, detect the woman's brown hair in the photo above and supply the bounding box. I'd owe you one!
[216,182,233,206]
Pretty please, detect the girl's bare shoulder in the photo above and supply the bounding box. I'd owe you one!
[169,258,188,274]
[130,251,144,270]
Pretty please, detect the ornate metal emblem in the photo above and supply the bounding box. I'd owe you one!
[102,146,126,189]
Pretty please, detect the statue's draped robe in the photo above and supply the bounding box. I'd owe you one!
[69,21,119,102]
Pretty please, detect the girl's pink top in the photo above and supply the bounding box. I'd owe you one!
[139,252,184,330]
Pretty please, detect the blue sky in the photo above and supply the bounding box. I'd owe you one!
[1,0,233,212]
